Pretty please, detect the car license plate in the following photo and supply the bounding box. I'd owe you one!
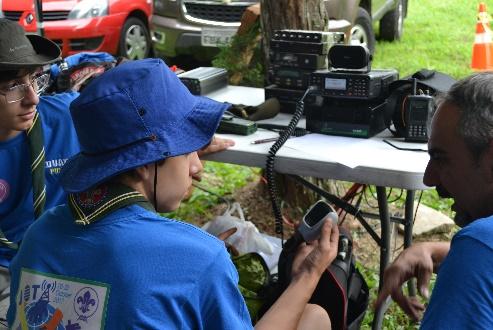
[201,28,238,47]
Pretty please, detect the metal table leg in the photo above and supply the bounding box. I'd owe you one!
[404,190,416,296]
[372,186,391,330]
[373,189,417,329]
[285,175,418,329]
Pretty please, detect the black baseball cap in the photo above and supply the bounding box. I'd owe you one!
[0,18,61,70]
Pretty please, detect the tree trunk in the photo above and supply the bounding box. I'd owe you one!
[259,0,332,211]
[260,0,329,63]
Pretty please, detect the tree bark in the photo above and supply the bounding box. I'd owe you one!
[260,0,329,63]
[259,0,333,210]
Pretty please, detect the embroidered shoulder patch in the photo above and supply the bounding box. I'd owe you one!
[0,179,9,203]
[12,268,110,329]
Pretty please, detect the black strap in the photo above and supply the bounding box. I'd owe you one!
[27,111,46,219]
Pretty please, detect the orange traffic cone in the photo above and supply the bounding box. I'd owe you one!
[471,3,493,70]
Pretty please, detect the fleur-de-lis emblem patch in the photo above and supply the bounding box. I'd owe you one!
[74,287,99,321]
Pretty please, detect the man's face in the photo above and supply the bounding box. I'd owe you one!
[424,102,493,226]
[0,70,40,141]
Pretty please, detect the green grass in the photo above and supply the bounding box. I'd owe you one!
[175,0,482,327]
[372,0,484,79]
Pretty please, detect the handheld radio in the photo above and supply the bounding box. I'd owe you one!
[298,200,338,242]
[404,78,434,142]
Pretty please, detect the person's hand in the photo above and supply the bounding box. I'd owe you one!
[374,242,435,322]
[192,136,235,182]
[197,136,235,157]
[291,220,339,279]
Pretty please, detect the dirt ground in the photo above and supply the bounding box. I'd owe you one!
[192,178,454,271]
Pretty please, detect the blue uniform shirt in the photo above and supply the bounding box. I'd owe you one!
[0,92,79,267]
[8,204,253,329]
[421,215,493,329]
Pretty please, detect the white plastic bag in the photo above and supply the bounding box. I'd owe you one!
[202,202,274,255]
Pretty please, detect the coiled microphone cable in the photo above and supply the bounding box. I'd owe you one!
[265,86,318,245]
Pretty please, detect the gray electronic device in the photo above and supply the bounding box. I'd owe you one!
[178,67,228,95]
[309,69,399,100]
[298,200,338,242]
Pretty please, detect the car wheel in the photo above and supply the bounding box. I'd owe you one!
[350,8,376,55]
[118,17,151,60]
[379,0,404,41]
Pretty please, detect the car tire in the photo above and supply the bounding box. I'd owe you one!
[118,17,151,60]
[379,0,404,41]
[350,7,376,55]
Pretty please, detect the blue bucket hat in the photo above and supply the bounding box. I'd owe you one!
[60,58,229,193]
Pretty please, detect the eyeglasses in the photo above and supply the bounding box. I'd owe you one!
[0,73,50,104]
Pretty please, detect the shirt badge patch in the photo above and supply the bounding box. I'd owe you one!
[12,269,110,329]
[76,185,108,209]
[0,179,10,203]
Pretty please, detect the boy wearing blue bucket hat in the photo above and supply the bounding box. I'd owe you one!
[7,58,339,329]
[0,18,231,323]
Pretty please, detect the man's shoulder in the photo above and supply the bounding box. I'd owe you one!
[455,215,493,249]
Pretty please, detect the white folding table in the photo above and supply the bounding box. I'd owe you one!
[204,85,430,329]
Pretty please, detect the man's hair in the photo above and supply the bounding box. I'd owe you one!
[0,70,23,83]
[441,72,493,159]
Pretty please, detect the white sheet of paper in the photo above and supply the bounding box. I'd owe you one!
[284,134,428,169]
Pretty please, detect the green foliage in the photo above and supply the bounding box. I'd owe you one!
[164,162,260,222]
[212,21,264,87]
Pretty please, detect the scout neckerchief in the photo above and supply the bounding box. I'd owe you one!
[27,111,46,219]
[0,111,45,250]
[68,182,154,225]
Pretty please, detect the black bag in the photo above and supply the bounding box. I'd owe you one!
[260,229,369,330]
[47,52,117,93]
[384,69,456,137]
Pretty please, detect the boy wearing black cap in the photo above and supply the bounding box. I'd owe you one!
[0,18,80,320]
[8,59,339,329]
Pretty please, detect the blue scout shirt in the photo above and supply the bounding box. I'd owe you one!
[8,204,252,329]
[0,92,79,267]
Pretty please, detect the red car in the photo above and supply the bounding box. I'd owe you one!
[1,0,153,60]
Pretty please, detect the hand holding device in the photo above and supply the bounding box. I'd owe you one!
[298,200,338,242]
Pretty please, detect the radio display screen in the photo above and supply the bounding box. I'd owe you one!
[412,102,428,121]
[279,69,300,78]
[325,78,346,90]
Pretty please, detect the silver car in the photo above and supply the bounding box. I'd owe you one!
[151,0,406,60]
